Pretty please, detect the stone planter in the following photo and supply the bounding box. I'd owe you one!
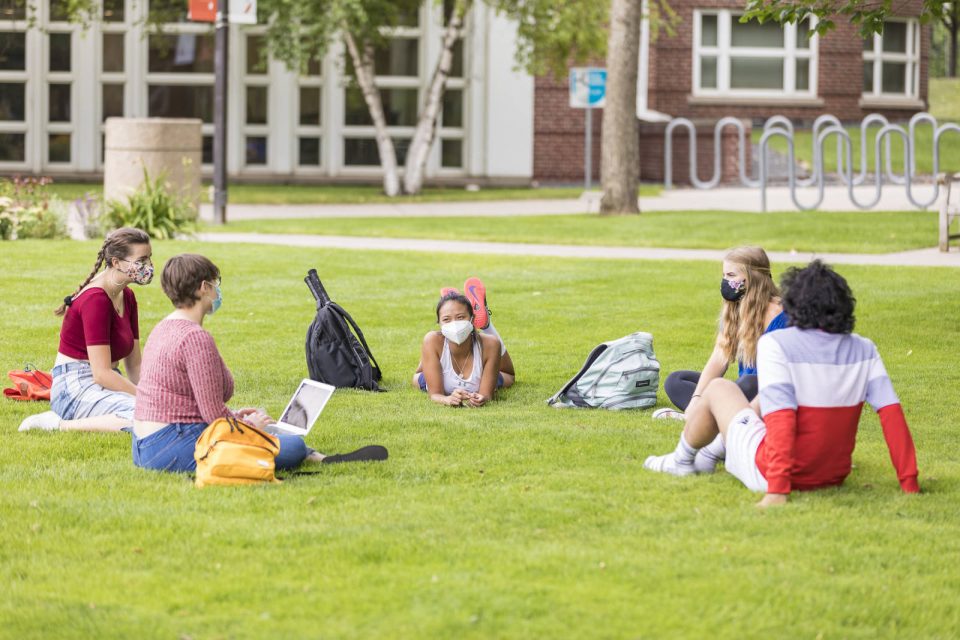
[103,118,202,212]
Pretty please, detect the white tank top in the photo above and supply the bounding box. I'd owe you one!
[439,336,483,394]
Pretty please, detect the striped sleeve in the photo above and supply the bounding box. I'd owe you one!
[757,334,797,415]
[864,342,900,411]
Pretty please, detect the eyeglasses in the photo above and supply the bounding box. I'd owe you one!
[206,278,222,288]
[120,257,153,266]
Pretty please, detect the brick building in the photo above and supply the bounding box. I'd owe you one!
[534,0,931,184]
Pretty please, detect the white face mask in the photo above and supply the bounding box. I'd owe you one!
[441,319,473,345]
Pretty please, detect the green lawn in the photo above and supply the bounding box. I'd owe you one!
[46,183,662,205]
[930,78,960,122]
[1,240,958,638]
[753,124,960,177]
[207,210,940,254]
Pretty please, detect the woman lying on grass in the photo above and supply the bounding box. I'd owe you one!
[19,227,153,433]
[131,253,386,472]
[652,246,787,471]
[412,278,515,407]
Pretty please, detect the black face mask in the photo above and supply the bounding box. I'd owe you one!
[720,278,746,302]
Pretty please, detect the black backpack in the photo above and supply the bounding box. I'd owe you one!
[304,269,383,391]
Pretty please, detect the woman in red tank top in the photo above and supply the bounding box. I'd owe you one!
[18,228,154,433]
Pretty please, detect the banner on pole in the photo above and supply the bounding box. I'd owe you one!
[188,0,216,22]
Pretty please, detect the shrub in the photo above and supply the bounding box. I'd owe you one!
[103,168,197,240]
[0,176,68,240]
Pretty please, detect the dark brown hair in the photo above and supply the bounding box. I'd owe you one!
[55,227,151,316]
[435,292,473,322]
[161,254,221,308]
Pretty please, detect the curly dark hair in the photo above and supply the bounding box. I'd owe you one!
[435,292,473,322]
[780,260,856,334]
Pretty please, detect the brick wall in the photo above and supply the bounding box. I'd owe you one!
[533,0,929,184]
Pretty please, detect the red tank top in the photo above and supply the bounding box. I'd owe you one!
[58,287,140,362]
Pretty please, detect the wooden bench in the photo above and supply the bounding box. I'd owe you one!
[939,172,960,252]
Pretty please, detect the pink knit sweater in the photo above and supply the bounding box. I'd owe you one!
[134,318,235,424]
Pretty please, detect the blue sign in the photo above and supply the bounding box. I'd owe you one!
[569,67,607,108]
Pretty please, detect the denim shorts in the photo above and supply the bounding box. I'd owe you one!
[132,421,310,473]
[51,361,135,432]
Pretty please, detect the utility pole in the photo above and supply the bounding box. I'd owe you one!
[212,0,229,224]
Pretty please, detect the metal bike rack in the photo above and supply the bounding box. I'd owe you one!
[664,112,960,211]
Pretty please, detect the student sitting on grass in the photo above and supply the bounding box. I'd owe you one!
[643,260,919,508]
[19,228,153,433]
[131,253,386,472]
[652,246,787,471]
[412,278,515,407]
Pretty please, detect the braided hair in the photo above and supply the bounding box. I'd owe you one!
[55,227,151,316]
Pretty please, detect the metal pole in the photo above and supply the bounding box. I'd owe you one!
[585,106,592,190]
[212,0,229,224]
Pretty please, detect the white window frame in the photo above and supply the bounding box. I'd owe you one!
[692,10,818,99]
[44,14,78,169]
[863,19,920,99]
[294,48,324,173]
[436,22,467,174]
[0,24,31,171]
[240,30,271,172]
[140,19,216,169]
[97,8,131,170]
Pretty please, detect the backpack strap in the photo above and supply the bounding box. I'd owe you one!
[329,301,383,384]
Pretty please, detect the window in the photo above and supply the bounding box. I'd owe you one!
[242,33,269,167]
[297,50,323,169]
[863,20,920,98]
[98,14,127,167]
[693,11,817,97]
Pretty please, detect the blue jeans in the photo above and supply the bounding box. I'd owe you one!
[132,422,309,473]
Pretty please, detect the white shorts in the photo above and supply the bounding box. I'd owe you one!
[723,408,769,493]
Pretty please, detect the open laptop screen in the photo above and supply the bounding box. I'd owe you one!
[276,379,335,435]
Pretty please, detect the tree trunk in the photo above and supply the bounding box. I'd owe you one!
[342,30,400,197]
[599,0,641,215]
[402,0,468,195]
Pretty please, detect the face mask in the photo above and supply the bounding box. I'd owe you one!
[720,278,746,302]
[207,284,223,315]
[122,260,154,285]
[441,319,473,345]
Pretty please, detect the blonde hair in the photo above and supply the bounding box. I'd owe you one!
[717,246,779,368]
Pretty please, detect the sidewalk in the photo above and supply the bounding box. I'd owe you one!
[198,184,943,221]
[196,232,960,268]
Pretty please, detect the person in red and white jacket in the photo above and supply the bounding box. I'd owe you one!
[644,260,919,508]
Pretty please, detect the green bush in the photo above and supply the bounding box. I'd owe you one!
[0,176,68,240]
[103,168,197,239]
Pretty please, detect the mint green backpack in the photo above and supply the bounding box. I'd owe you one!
[547,332,660,410]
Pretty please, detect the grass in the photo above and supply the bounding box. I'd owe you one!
[1,240,959,638]
[930,78,960,122]
[45,183,662,206]
[206,209,940,254]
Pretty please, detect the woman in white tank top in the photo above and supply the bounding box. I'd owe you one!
[412,283,515,407]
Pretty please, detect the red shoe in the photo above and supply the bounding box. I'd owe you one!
[440,287,459,298]
[463,277,490,330]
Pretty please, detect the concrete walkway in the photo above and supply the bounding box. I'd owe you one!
[196,232,960,268]
[198,184,943,221]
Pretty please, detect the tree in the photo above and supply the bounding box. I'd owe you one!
[599,0,641,215]
[742,0,951,39]
[939,1,959,77]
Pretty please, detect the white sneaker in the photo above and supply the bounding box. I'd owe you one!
[18,411,61,432]
[652,408,685,421]
[643,453,696,476]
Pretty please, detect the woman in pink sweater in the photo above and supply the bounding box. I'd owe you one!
[132,254,386,472]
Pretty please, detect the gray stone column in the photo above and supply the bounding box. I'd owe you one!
[103,118,202,211]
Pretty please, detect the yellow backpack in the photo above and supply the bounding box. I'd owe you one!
[194,417,281,488]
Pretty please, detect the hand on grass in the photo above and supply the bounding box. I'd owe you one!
[756,493,788,509]
[467,393,488,407]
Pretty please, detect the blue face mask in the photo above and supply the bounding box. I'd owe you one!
[208,284,223,315]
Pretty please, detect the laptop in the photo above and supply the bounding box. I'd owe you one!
[264,379,336,436]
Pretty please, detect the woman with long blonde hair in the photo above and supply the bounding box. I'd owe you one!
[652,247,787,469]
